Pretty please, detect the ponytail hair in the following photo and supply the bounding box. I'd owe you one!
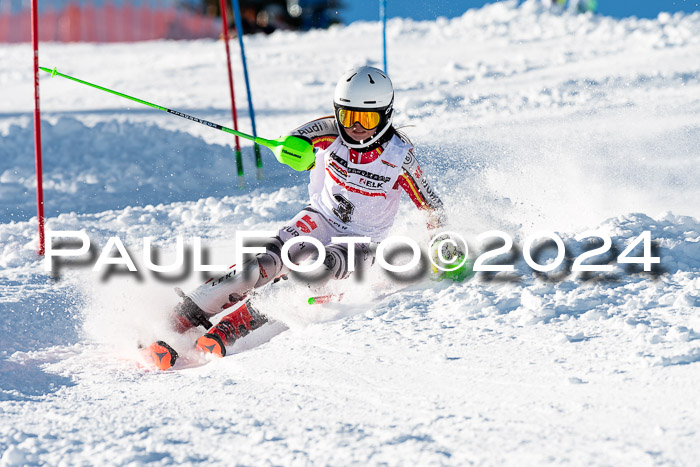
[393,125,414,147]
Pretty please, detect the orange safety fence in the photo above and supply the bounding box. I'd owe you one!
[0,1,220,42]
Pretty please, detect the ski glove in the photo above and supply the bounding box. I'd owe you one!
[429,232,473,282]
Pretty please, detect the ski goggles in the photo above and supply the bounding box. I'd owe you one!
[336,108,382,130]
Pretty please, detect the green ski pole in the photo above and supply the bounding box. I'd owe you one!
[39,66,315,172]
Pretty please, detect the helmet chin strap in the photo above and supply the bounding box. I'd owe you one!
[336,114,394,150]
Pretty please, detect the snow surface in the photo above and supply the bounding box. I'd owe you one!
[1,1,700,464]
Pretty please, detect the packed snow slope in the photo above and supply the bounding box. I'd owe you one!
[1,1,700,464]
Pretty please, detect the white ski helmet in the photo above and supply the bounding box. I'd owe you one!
[333,66,394,149]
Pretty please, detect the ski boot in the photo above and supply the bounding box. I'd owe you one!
[195,301,268,357]
[171,295,214,333]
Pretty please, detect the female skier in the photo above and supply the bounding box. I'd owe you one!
[149,66,464,369]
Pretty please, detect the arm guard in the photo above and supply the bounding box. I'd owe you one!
[290,116,338,152]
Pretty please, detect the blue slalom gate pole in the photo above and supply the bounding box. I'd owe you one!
[380,0,387,73]
[231,0,263,179]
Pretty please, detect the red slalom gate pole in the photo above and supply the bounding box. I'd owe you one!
[31,0,45,255]
[219,0,244,187]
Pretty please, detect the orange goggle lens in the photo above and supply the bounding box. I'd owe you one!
[337,109,381,130]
